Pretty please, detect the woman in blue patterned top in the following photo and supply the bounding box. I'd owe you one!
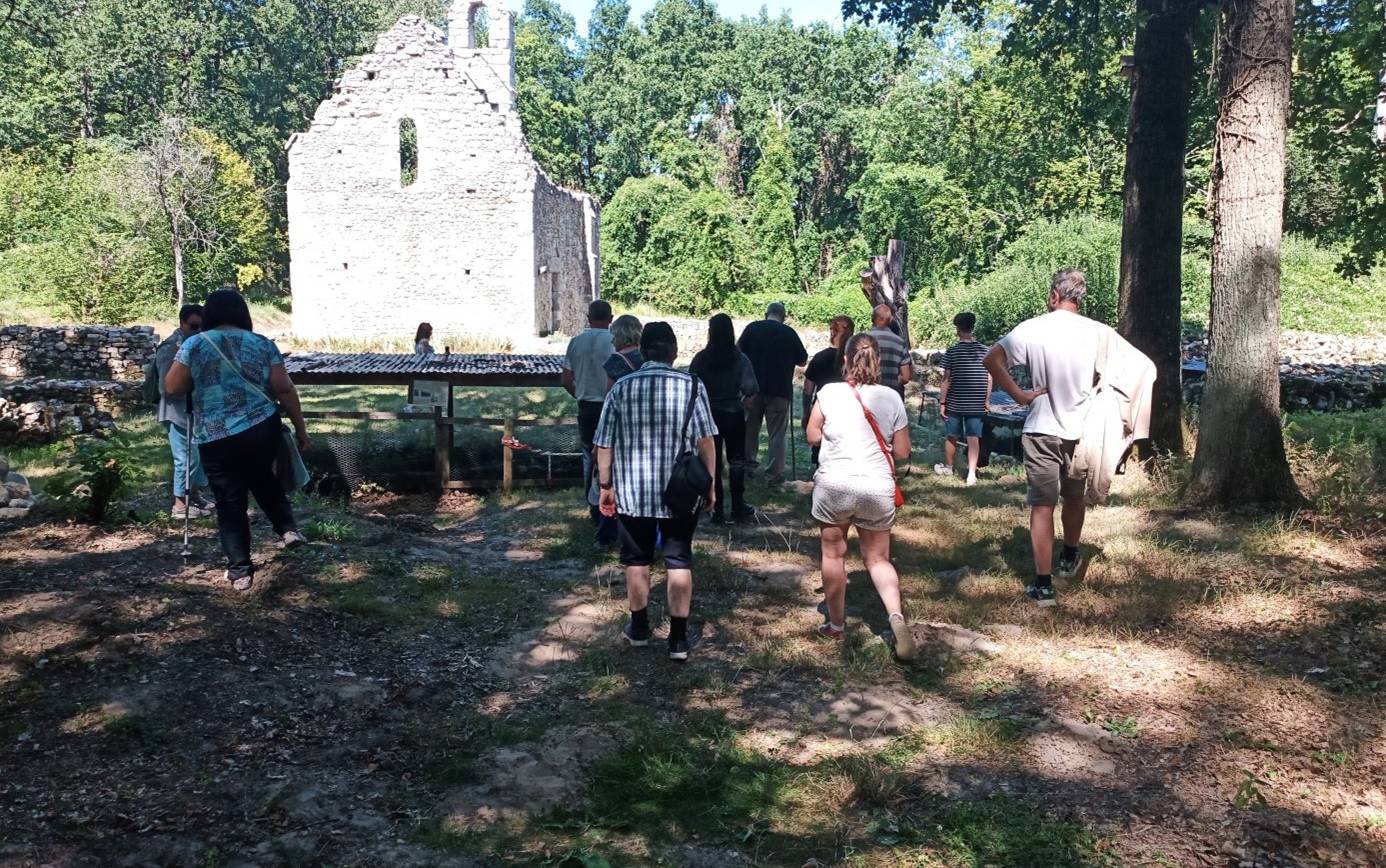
[164,290,310,591]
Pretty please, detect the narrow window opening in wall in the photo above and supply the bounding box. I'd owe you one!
[343,262,349,270]
[466,188,476,194]
[365,70,376,80]
[464,269,471,275]
[469,5,490,47]
[398,117,418,187]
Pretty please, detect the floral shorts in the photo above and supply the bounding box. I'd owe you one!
[811,481,896,531]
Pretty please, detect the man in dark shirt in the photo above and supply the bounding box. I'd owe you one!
[737,302,808,484]
[802,315,854,464]
[935,311,992,485]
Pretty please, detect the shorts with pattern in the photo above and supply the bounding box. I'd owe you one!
[1022,434,1086,506]
[811,480,896,531]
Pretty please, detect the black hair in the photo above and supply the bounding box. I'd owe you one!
[588,299,613,323]
[639,321,678,364]
[201,289,254,331]
[178,304,203,325]
[953,311,976,332]
[692,313,737,372]
[415,322,432,342]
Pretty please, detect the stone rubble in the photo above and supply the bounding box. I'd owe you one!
[1,464,34,520]
[0,379,143,445]
[1183,330,1386,411]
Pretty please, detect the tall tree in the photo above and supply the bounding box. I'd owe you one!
[1187,0,1302,506]
[1116,0,1205,456]
[749,115,798,294]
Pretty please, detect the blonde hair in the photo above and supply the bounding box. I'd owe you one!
[843,333,881,386]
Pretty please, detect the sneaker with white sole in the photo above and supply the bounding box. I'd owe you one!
[226,570,253,592]
[1026,583,1057,608]
[965,472,977,486]
[1055,549,1084,581]
[889,613,917,661]
[668,638,690,661]
[933,463,952,476]
[281,530,307,548]
[622,622,649,647]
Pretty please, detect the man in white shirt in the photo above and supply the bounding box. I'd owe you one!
[562,300,616,546]
[984,269,1104,608]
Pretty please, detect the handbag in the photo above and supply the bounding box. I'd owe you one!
[202,332,310,493]
[663,373,714,518]
[851,386,906,508]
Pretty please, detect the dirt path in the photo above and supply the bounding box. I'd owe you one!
[2,469,1384,866]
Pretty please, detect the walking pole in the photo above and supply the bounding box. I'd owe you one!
[790,387,797,482]
[181,393,194,563]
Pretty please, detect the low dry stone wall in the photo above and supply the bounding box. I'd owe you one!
[0,379,143,445]
[0,325,158,381]
[1184,332,1386,411]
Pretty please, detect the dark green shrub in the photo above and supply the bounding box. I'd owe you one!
[43,433,144,523]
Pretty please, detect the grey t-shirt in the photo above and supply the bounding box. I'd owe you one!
[996,310,1106,440]
[563,327,616,403]
[156,329,189,428]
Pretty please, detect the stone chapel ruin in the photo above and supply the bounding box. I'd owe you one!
[287,1,600,342]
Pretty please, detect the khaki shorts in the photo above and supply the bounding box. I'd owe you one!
[811,481,896,531]
[1022,434,1086,506]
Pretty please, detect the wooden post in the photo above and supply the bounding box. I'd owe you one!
[433,406,450,492]
[502,417,514,493]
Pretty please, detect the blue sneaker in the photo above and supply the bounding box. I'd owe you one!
[1026,583,1057,608]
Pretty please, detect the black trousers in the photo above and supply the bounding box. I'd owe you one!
[578,400,618,544]
[711,408,747,516]
[198,414,298,579]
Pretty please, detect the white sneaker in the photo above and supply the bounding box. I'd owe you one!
[889,613,917,661]
[933,463,952,476]
[965,472,977,486]
[281,530,307,548]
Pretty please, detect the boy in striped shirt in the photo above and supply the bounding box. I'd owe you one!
[934,312,992,485]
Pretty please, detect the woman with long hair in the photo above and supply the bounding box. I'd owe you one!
[165,289,309,591]
[414,323,434,355]
[804,333,916,660]
[690,313,759,524]
[803,315,855,461]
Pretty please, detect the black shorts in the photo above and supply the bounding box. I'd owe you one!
[617,514,697,569]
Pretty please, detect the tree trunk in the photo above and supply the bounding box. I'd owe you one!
[1117,0,1200,457]
[1187,0,1302,507]
[172,235,186,309]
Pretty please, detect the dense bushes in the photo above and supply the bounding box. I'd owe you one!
[912,216,1121,345]
[1285,408,1386,518]
[0,128,272,324]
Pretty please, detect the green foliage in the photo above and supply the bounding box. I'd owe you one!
[43,433,145,523]
[852,161,1004,288]
[748,117,798,295]
[0,143,169,322]
[1285,408,1386,518]
[601,176,752,314]
[914,215,1120,345]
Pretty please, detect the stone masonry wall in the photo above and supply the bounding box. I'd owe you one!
[288,5,597,343]
[533,175,599,336]
[0,379,144,445]
[0,325,157,381]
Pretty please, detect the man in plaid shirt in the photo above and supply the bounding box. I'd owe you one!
[595,321,718,661]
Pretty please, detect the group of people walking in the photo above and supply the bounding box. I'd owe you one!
[565,268,1154,662]
[156,269,1149,664]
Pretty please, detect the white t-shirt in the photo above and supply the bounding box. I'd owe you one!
[813,382,908,495]
[996,309,1107,439]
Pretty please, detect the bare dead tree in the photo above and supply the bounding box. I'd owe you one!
[132,116,224,308]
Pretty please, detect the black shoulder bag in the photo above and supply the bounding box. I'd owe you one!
[663,373,713,518]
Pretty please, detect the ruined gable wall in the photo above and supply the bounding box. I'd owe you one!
[288,17,539,342]
[532,175,599,336]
